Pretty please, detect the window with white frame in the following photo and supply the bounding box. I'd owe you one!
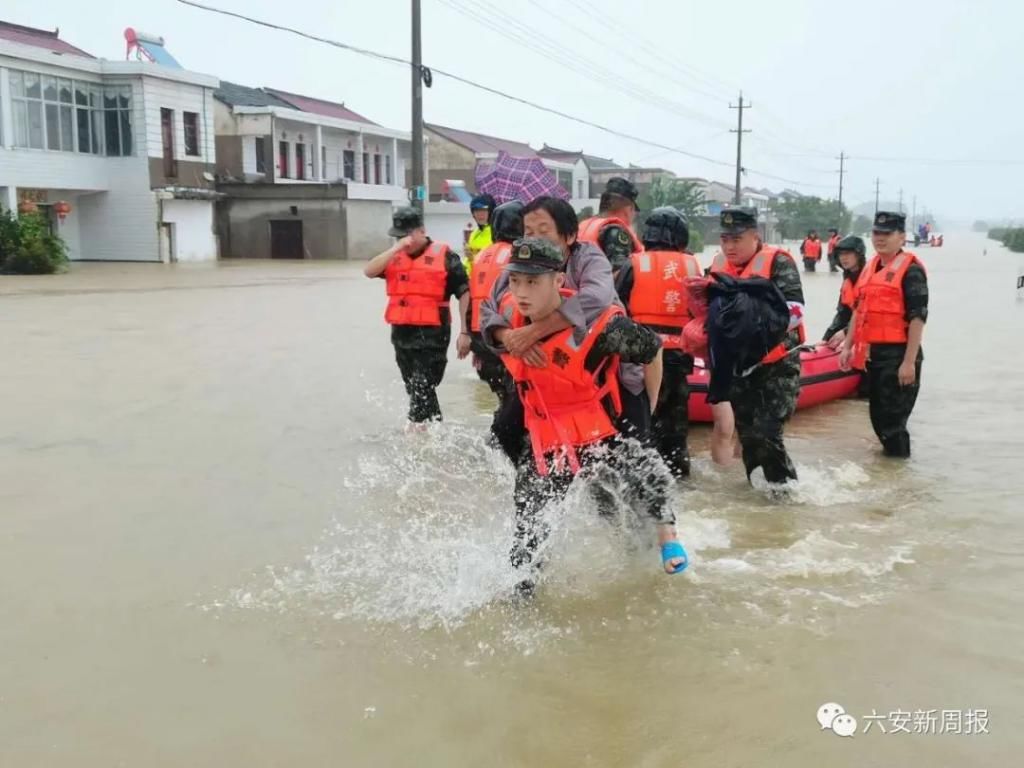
[8,70,132,156]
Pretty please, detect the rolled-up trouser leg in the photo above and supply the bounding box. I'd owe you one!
[730,357,801,483]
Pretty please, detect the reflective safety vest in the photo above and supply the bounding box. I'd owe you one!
[802,238,823,260]
[469,241,513,333]
[383,242,449,326]
[628,249,702,350]
[500,290,624,476]
[853,251,923,346]
[466,225,493,262]
[576,216,643,255]
[710,245,806,364]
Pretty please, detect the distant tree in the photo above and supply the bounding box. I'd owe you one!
[774,196,852,239]
[641,177,707,223]
[852,214,873,235]
[972,220,990,232]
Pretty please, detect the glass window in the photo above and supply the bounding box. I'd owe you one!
[46,103,60,150]
[119,110,132,156]
[77,108,91,154]
[91,110,104,154]
[75,84,89,106]
[255,136,266,173]
[343,149,355,179]
[13,101,28,147]
[385,155,392,185]
[10,71,24,97]
[43,76,57,102]
[25,72,41,99]
[90,87,101,108]
[27,101,43,148]
[104,91,118,110]
[105,110,121,156]
[60,105,74,151]
[183,112,199,156]
[59,79,73,103]
[119,87,131,109]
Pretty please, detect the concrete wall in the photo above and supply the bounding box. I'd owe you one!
[216,135,244,177]
[161,199,216,262]
[344,200,394,260]
[75,161,160,261]
[218,197,344,260]
[148,158,217,191]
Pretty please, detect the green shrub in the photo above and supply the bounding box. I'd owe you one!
[0,211,68,275]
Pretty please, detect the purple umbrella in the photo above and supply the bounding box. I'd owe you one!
[474,151,570,204]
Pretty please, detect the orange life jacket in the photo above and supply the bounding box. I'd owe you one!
[627,249,703,350]
[828,234,841,253]
[500,290,624,476]
[384,242,449,326]
[839,274,866,370]
[576,216,643,255]
[468,241,512,332]
[710,245,806,364]
[802,238,822,260]
[853,251,924,346]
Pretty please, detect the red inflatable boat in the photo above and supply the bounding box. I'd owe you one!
[686,346,861,422]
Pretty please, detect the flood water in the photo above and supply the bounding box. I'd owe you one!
[1,232,1022,766]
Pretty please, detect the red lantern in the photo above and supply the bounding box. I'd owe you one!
[53,201,72,221]
[18,200,38,215]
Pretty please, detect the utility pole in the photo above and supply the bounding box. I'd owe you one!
[912,195,917,231]
[729,90,751,205]
[898,188,904,214]
[410,0,425,211]
[836,151,846,226]
[874,177,881,215]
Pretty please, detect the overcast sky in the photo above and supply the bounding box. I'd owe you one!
[5,0,1019,222]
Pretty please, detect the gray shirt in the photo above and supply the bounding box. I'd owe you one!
[480,241,645,395]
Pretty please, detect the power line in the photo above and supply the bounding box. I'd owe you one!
[437,0,729,130]
[175,0,833,190]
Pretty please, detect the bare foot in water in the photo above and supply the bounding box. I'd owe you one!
[710,402,737,466]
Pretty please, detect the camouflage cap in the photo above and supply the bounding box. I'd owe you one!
[388,206,423,237]
[835,234,866,258]
[504,237,567,274]
[604,176,639,203]
[719,206,758,234]
[873,211,906,233]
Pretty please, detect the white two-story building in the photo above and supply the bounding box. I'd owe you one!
[213,81,413,260]
[0,21,220,262]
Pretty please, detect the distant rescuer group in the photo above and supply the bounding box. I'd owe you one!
[364,179,929,593]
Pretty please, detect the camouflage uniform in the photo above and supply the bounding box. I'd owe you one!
[729,251,805,483]
[597,223,636,274]
[865,261,928,457]
[508,313,671,572]
[385,243,469,423]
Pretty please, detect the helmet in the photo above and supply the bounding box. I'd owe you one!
[642,206,690,250]
[835,234,866,259]
[491,200,525,244]
[388,206,423,237]
[470,193,497,212]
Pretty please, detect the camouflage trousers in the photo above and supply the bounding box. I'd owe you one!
[510,436,674,571]
[729,355,801,483]
[651,350,693,478]
[868,353,922,457]
[393,343,448,423]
